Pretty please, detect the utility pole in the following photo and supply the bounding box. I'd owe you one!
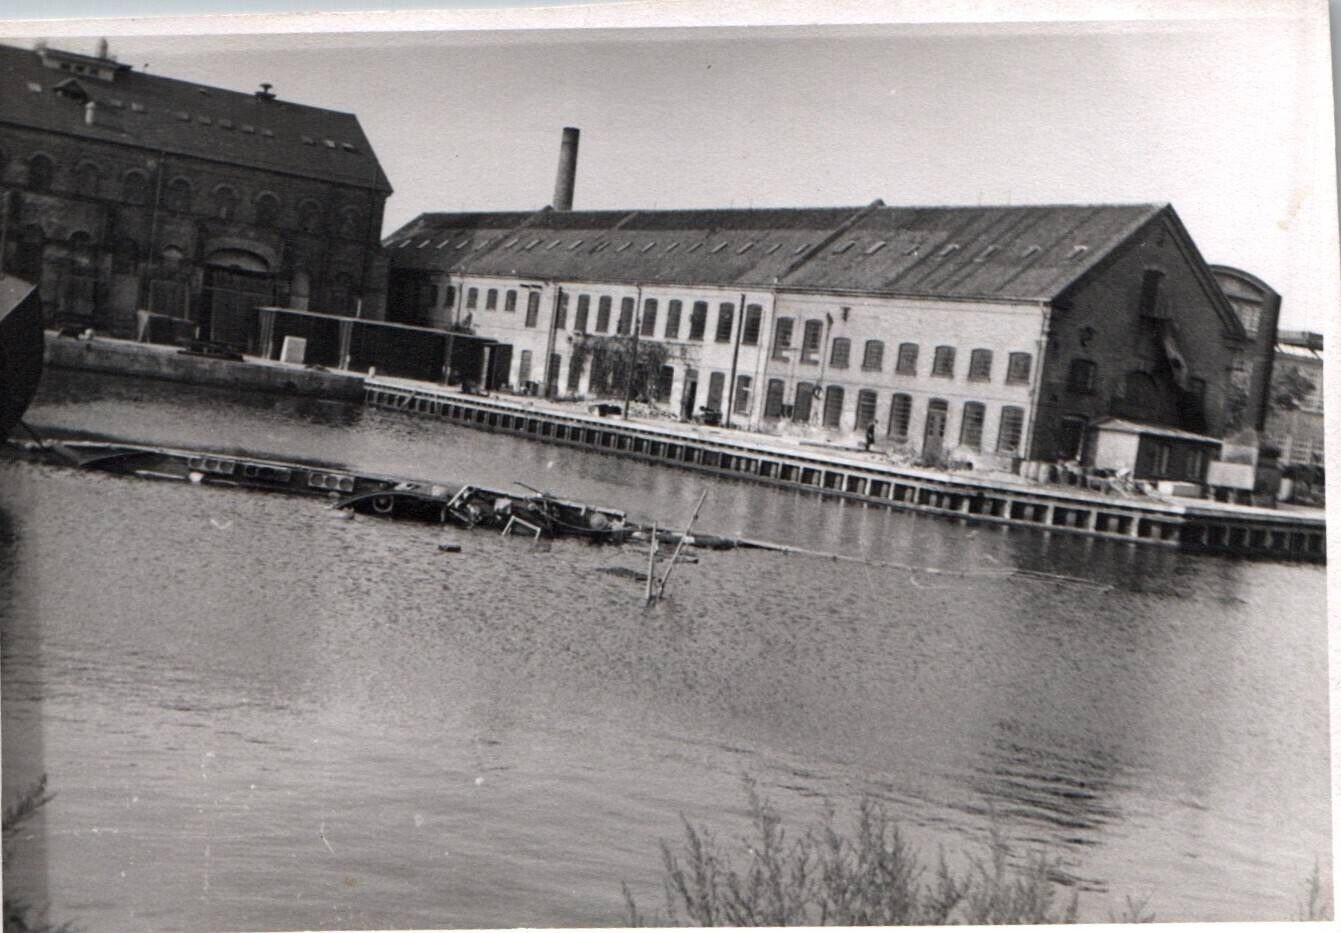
[622,284,643,418]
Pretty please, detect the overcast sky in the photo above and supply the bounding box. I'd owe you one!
[3,5,1336,330]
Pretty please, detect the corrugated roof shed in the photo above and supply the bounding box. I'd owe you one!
[386,202,1169,301]
[0,42,391,192]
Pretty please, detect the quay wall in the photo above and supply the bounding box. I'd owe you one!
[364,377,1326,562]
[43,333,366,400]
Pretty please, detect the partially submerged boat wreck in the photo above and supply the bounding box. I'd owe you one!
[0,276,44,441]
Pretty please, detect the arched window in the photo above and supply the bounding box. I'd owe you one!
[14,225,45,276]
[74,161,100,197]
[165,177,192,213]
[968,349,993,381]
[862,340,884,371]
[1068,359,1097,393]
[896,342,918,375]
[822,385,845,427]
[112,237,140,274]
[27,154,54,193]
[254,193,281,227]
[997,406,1025,453]
[213,185,240,220]
[121,170,148,206]
[887,393,912,439]
[298,200,322,234]
[856,389,878,428]
[764,378,786,419]
[960,401,986,449]
[801,319,823,362]
[1006,352,1032,384]
[337,206,359,238]
[829,337,851,368]
[932,345,956,377]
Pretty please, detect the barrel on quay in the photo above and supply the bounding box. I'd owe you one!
[363,378,1326,563]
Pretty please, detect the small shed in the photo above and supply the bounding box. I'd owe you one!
[1085,418,1222,483]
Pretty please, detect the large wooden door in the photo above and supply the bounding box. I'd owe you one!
[202,267,273,349]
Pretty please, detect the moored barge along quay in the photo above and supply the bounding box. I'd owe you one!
[363,378,1326,563]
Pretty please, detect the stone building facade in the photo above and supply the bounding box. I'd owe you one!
[386,202,1266,470]
[0,40,391,341]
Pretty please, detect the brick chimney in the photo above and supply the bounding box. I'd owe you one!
[552,127,580,211]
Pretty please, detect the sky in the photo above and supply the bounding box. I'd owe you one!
[2,3,1337,331]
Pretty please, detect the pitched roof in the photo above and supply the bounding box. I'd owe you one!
[385,202,1167,301]
[0,42,390,193]
[386,212,539,273]
[1092,417,1223,445]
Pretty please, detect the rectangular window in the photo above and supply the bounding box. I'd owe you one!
[1187,447,1207,480]
[641,298,658,337]
[793,382,815,422]
[617,297,635,335]
[742,304,763,345]
[504,289,517,313]
[665,300,682,339]
[466,287,478,310]
[1068,359,1097,393]
[887,393,912,439]
[518,349,532,385]
[596,296,612,333]
[856,389,878,428]
[567,352,584,392]
[553,292,567,330]
[734,375,752,416]
[715,303,735,343]
[822,386,845,428]
[829,338,851,368]
[524,291,540,327]
[968,349,992,381]
[689,301,708,341]
[932,345,956,377]
[997,406,1025,453]
[896,342,918,375]
[862,340,884,371]
[1153,442,1173,477]
[1006,352,1032,384]
[801,319,823,362]
[772,317,794,358]
[960,401,986,449]
[706,371,726,411]
[764,378,785,419]
[575,294,591,332]
[655,365,674,403]
[486,288,498,311]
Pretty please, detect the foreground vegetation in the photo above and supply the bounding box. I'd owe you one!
[3,775,69,933]
[624,780,1332,926]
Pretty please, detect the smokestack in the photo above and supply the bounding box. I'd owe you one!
[552,126,580,212]
[96,37,109,59]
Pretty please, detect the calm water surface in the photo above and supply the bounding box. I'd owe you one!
[1,371,1331,929]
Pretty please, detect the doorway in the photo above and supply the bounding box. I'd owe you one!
[922,398,948,460]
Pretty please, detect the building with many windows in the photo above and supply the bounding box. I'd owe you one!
[1266,329,1324,467]
[385,200,1266,470]
[0,40,391,340]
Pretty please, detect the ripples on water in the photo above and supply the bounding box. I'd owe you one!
[0,371,1332,929]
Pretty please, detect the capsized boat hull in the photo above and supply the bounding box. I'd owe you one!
[0,277,44,441]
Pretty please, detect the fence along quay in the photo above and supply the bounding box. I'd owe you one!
[364,377,1326,563]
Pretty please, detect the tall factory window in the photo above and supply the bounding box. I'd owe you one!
[525,291,541,327]
[822,385,845,428]
[715,303,735,343]
[688,301,708,341]
[856,389,878,428]
[960,402,986,449]
[518,350,532,385]
[617,297,635,335]
[254,192,280,226]
[771,317,794,358]
[641,298,658,337]
[1068,359,1097,393]
[504,289,517,313]
[552,292,566,329]
[574,294,590,332]
[896,342,918,375]
[1006,352,1032,384]
[664,300,682,339]
[213,185,239,220]
[887,393,912,439]
[793,382,815,421]
[764,379,786,418]
[165,177,192,213]
[27,154,54,193]
[121,170,148,206]
[485,289,498,311]
[465,287,478,310]
[655,366,674,402]
[1152,442,1173,477]
[74,161,100,197]
[801,319,823,362]
[862,340,884,371]
[829,337,851,368]
[566,353,584,392]
[996,406,1025,453]
[706,371,725,411]
[932,345,956,377]
[968,349,993,381]
[742,304,763,345]
[596,295,612,333]
[734,375,752,416]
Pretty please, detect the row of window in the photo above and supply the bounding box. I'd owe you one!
[4,151,362,235]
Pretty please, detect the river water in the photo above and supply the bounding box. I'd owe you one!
[1,370,1331,929]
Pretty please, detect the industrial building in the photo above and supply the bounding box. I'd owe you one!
[386,192,1269,473]
[0,39,392,340]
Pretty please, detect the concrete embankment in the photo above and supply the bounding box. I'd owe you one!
[43,333,366,400]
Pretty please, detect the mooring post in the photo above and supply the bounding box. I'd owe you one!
[657,490,709,600]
